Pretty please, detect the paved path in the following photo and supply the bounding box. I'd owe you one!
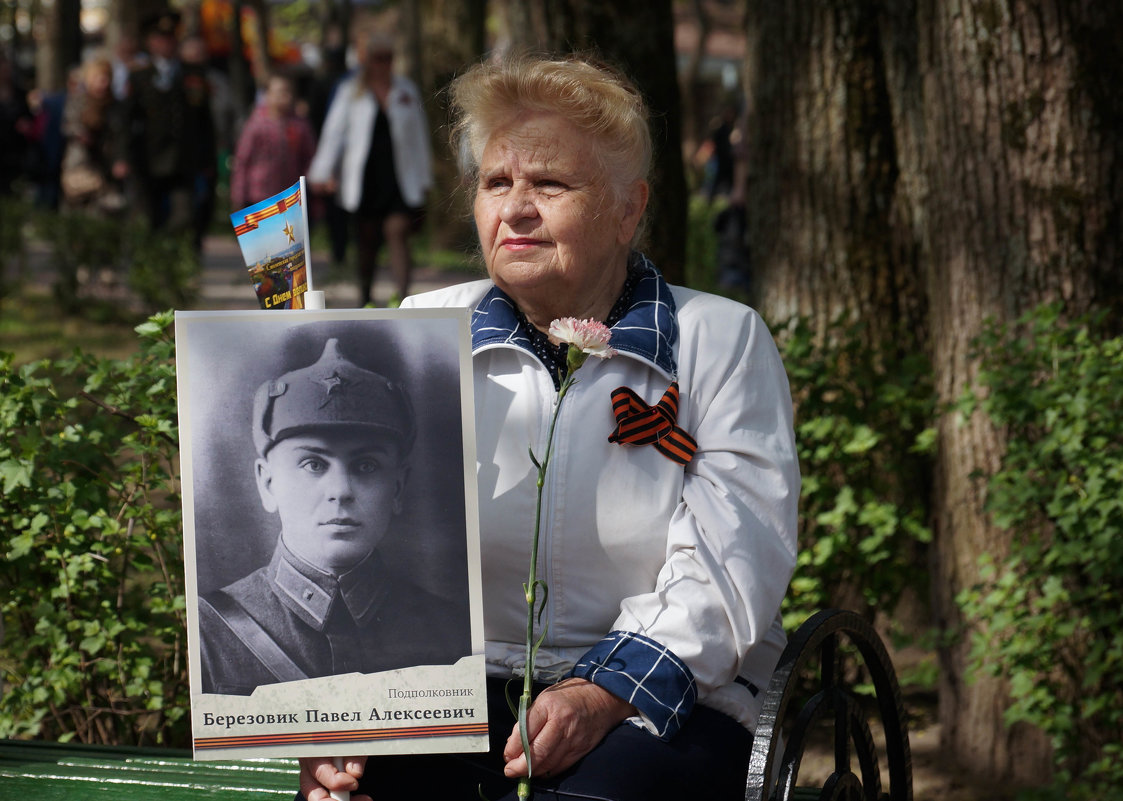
[197,234,478,311]
[14,230,478,313]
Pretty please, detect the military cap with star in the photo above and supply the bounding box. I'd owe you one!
[252,338,415,457]
[142,9,181,37]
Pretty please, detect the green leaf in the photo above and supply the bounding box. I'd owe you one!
[0,458,33,493]
[8,531,35,559]
[842,424,879,454]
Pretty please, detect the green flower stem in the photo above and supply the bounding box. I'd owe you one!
[518,364,579,801]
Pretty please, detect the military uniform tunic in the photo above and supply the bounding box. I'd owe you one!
[198,539,470,696]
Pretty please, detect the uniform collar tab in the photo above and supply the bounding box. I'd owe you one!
[270,541,387,630]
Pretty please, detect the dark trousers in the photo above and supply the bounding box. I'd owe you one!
[139,174,193,234]
[297,677,752,801]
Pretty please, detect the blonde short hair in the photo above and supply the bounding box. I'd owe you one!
[449,53,652,229]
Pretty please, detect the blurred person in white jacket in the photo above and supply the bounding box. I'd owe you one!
[308,30,431,306]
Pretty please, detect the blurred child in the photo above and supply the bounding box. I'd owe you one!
[230,72,316,211]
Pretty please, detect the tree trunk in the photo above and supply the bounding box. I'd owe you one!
[744,0,1122,786]
[743,0,923,344]
[227,2,256,126]
[587,0,687,282]
[243,0,271,92]
[35,0,81,92]
[418,0,487,251]
[912,0,1121,784]
[680,0,712,175]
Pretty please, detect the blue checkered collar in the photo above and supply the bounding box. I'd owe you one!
[470,252,678,377]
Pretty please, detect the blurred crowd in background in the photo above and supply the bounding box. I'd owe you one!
[0,3,750,302]
[3,8,339,242]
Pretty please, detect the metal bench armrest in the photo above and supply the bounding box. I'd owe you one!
[744,608,913,801]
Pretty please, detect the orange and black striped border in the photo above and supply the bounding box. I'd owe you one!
[194,721,488,751]
[233,187,303,237]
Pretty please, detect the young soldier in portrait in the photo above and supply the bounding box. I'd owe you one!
[197,337,470,696]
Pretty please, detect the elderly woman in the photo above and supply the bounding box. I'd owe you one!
[299,53,799,801]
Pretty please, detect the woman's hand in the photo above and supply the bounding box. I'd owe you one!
[502,678,636,780]
[298,755,369,801]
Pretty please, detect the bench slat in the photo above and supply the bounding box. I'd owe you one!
[0,739,298,799]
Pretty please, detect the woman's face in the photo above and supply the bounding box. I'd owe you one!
[473,111,647,324]
[85,65,111,97]
[361,43,394,77]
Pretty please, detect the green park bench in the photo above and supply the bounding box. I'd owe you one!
[1,609,911,801]
[0,739,298,799]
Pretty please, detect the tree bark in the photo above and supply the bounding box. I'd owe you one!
[35,0,81,92]
[744,0,1122,786]
[418,0,488,250]
[913,0,1120,783]
[680,0,712,173]
[743,0,923,344]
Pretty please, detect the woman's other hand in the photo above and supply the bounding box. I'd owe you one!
[502,677,636,780]
[298,755,369,801]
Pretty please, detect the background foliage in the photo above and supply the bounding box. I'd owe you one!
[3,291,1118,800]
[36,210,200,317]
[0,313,187,746]
[777,315,935,632]
[0,198,199,322]
[957,304,1123,799]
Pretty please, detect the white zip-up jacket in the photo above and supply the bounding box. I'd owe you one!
[307,74,431,211]
[401,256,799,736]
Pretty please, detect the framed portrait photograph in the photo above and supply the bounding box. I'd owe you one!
[175,308,487,760]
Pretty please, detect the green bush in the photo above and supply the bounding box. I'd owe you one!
[958,303,1123,799]
[31,211,199,317]
[0,197,32,306]
[119,220,200,313]
[778,316,936,635]
[0,311,188,747]
[684,195,724,295]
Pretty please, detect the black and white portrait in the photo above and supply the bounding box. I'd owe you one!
[176,310,479,698]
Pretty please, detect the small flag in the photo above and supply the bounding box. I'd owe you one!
[229,179,314,309]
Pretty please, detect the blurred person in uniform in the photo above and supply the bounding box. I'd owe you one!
[178,33,221,250]
[308,31,431,307]
[700,104,738,202]
[110,34,147,101]
[229,72,316,211]
[118,9,215,243]
[715,106,752,292]
[196,336,470,696]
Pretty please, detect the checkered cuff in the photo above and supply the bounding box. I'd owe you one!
[570,630,697,741]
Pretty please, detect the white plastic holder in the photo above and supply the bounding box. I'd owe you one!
[331,756,349,801]
[304,290,326,310]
